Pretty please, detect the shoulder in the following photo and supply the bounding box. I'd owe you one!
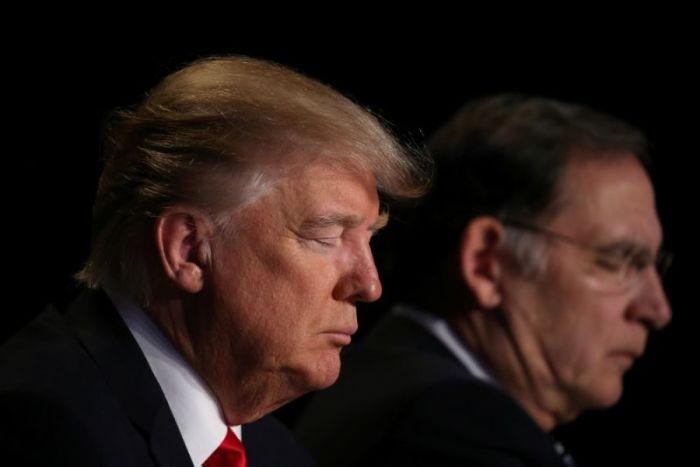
[385,380,566,467]
[0,292,161,466]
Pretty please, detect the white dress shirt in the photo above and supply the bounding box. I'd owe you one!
[107,289,241,466]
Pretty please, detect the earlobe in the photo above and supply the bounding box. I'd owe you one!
[155,207,214,294]
[459,217,505,309]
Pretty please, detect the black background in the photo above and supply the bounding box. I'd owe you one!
[5,33,697,466]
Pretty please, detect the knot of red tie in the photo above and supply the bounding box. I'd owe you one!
[203,429,247,467]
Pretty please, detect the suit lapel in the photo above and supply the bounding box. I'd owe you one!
[67,290,193,467]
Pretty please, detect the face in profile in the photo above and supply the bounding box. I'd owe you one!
[203,160,385,415]
[500,155,671,420]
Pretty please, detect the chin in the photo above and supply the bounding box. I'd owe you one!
[306,352,342,391]
[582,379,625,410]
[284,352,342,396]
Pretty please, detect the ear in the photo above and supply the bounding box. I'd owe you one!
[155,206,214,294]
[459,216,505,309]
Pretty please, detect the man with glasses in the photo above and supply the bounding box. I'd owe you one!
[295,94,672,467]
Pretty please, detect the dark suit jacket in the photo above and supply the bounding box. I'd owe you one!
[295,312,569,467]
[0,290,314,467]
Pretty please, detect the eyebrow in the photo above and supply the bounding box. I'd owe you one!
[301,211,389,233]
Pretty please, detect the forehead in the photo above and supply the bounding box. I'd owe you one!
[269,161,380,219]
[548,155,663,249]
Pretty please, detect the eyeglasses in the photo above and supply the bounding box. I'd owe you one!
[503,219,673,293]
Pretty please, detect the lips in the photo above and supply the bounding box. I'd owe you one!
[611,338,645,361]
[610,349,643,368]
[614,351,638,360]
[324,325,358,345]
[328,325,358,336]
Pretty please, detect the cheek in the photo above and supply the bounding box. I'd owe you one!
[546,301,607,371]
[565,350,626,409]
[508,259,630,408]
[550,300,629,408]
[220,267,335,356]
[551,329,606,383]
[526,277,608,374]
[260,269,334,335]
[252,300,343,391]
[213,237,345,381]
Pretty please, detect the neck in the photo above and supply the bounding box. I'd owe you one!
[145,290,297,425]
[448,308,576,432]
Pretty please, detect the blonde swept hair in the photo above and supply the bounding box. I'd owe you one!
[76,56,429,305]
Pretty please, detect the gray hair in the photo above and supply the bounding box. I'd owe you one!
[502,227,550,278]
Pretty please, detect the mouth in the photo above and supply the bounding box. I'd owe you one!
[323,326,358,346]
[611,350,642,368]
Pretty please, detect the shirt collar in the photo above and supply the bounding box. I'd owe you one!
[106,288,242,466]
[393,304,496,385]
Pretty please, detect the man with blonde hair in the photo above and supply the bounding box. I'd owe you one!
[0,56,427,466]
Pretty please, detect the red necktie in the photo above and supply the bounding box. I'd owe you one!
[203,429,247,467]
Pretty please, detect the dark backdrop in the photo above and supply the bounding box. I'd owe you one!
[5,37,696,466]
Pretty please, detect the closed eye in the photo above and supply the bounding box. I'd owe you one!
[594,253,627,272]
[630,253,654,271]
[314,237,341,247]
[594,246,653,273]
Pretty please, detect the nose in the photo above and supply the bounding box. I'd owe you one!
[333,244,383,304]
[626,267,672,330]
